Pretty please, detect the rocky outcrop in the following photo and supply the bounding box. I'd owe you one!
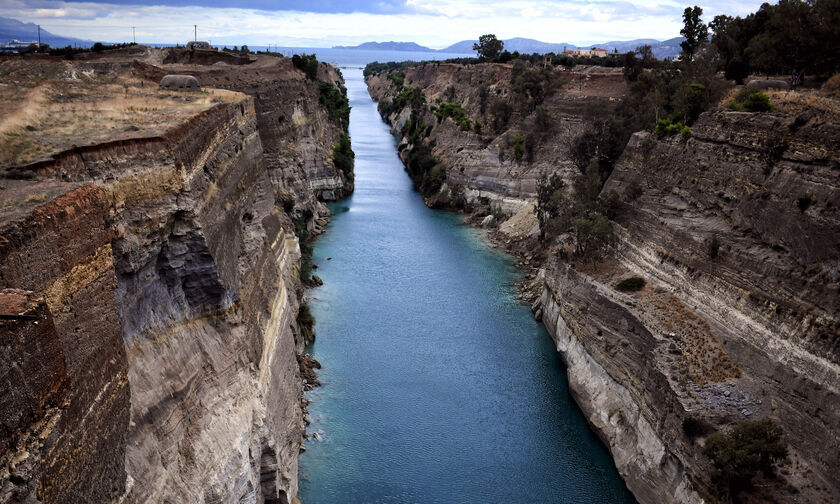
[1,52,352,504]
[135,51,353,202]
[368,62,840,503]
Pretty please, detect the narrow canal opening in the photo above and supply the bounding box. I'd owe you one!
[298,67,636,504]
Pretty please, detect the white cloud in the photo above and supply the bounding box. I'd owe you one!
[0,0,768,47]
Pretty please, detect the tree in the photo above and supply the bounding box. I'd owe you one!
[473,34,504,61]
[709,14,750,83]
[745,0,817,87]
[292,53,319,80]
[636,44,655,67]
[704,419,788,500]
[574,213,614,261]
[535,172,565,241]
[680,6,709,62]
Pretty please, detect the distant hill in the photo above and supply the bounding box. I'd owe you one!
[333,41,435,52]
[0,17,92,47]
[441,36,685,60]
[443,37,577,55]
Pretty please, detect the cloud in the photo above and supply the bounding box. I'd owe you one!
[0,0,768,47]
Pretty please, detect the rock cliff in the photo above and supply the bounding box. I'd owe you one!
[367,62,623,213]
[368,61,839,503]
[0,50,352,503]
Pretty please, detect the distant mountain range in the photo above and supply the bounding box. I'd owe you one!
[333,41,432,52]
[335,36,685,60]
[3,15,681,59]
[0,16,91,47]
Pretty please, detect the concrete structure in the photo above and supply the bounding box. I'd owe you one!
[186,41,212,50]
[159,74,200,90]
[563,48,608,58]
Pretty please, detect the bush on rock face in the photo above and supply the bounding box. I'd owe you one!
[615,277,646,292]
[742,92,772,112]
[704,418,788,498]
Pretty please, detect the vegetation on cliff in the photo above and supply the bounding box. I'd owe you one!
[293,53,355,178]
[535,161,616,260]
[332,133,355,181]
[704,419,788,501]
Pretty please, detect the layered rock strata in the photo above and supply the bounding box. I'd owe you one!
[367,62,624,213]
[368,62,839,503]
[1,51,351,504]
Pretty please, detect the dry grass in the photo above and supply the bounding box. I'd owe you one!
[585,259,740,386]
[643,290,741,385]
[764,89,840,122]
[716,84,840,123]
[0,62,243,167]
[24,193,46,203]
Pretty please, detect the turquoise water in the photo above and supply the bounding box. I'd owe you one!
[297,68,636,504]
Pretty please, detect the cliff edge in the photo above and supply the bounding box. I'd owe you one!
[0,49,352,504]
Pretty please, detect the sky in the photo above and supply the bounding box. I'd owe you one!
[0,0,768,48]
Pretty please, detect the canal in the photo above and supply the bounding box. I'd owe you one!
[298,67,636,504]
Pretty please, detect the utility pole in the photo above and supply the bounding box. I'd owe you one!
[132,26,136,44]
[37,24,41,48]
[194,25,197,41]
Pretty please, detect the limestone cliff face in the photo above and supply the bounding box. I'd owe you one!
[136,50,353,204]
[367,62,624,213]
[1,53,351,504]
[598,111,840,502]
[368,62,839,503]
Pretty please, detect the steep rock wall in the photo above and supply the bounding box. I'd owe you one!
[367,62,624,213]
[368,62,840,503]
[599,110,840,501]
[1,53,351,504]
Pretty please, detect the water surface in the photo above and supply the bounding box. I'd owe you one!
[298,68,636,504]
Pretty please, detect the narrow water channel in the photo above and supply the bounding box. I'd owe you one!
[298,68,636,504]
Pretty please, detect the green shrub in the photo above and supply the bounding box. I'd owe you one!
[292,209,314,282]
[434,102,467,124]
[318,81,351,132]
[727,101,741,111]
[297,302,314,330]
[654,118,686,137]
[674,83,708,123]
[704,419,788,497]
[332,133,354,180]
[387,70,405,88]
[421,163,446,195]
[681,125,692,139]
[574,213,615,261]
[393,86,426,113]
[709,236,721,260]
[292,53,319,80]
[615,276,646,292]
[473,120,483,134]
[625,180,643,201]
[742,92,772,112]
[513,134,524,162]
[682,417,704,439]
[405,145,446,197]
[401,112,427,144]
[797,195,812,212]
[458,118,472,131]
[489,99,512,132]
